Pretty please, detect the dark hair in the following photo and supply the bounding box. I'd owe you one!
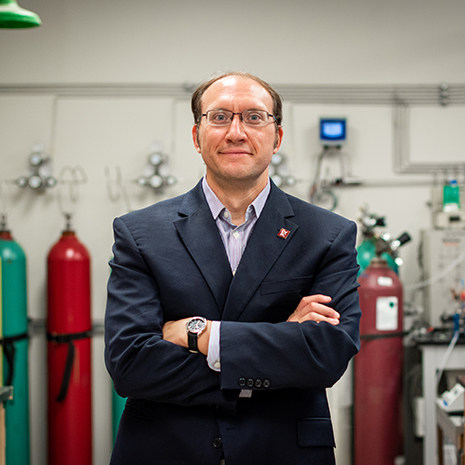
[191,72,282,126]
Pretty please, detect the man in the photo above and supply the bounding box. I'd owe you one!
[104,72,361,465]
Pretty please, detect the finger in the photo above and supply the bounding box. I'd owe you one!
[293,294,332,315]
[288,305,340,323]
[300,294,332,304]
[293,302,340,320]
[294,313,340,325]
[291,295,329,317]
[313,304,340,320]
[310,313,340,326]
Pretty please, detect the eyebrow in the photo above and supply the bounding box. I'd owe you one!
[207,107,270,112]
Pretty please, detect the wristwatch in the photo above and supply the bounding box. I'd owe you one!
[186,316,207,353]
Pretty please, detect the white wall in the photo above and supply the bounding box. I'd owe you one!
[1,1,465,464]
[3,0,465,85]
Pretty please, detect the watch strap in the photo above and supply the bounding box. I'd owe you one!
[188,331,199,353]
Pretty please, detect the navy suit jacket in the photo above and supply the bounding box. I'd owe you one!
[104,180,361,465]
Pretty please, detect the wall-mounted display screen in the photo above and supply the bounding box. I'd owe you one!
[320,118,346,145]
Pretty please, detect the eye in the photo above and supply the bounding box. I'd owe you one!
[209,110,231,123]
[244,110,266,125]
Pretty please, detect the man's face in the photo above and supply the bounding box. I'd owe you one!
[192,76,283,189]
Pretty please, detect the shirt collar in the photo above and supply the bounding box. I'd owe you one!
[202,177,270,221]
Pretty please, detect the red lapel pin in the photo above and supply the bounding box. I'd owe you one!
[277,228,291,239]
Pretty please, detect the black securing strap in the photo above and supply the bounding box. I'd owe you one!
[47,330,91,402]
[360,331,407,341]
[0,332,29,387]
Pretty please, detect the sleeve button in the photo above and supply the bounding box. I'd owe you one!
[263,379,271,388]
[247,378,254,388]
[238,377,246,387]
[212,437,222,448]
[255,378,262,388]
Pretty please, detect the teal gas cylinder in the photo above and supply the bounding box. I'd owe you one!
[357,238,398,276]
[112,385,126,442]
[109,254,126,442]
[0,226,30,465]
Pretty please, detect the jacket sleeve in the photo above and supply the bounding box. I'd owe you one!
[104,217,238,410]
[219,220,361,391]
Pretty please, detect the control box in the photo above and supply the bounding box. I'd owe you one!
[420,229,465,327]
[438,382,465,413]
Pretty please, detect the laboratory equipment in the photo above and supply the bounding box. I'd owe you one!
[354,258,404,465]
[420,229,465,328]
[319,118,346,147]
[47,216,92,465]
[0,215,30,465]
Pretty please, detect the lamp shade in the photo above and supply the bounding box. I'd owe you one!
[0,0,41,28]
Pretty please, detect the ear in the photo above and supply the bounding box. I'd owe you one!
[272,126,284,153]
[192,125,201,153]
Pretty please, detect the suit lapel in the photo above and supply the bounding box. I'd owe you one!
[222,185,298,321]
[174,183,232,314]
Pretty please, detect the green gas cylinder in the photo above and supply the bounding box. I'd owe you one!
[108,255,126,443]
[357,238,398,276]
[0,227,30,465]
[112,385,126,442]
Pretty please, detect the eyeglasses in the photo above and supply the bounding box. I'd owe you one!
[200,109,278,127]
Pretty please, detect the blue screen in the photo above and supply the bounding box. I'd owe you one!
[320,118,346,143]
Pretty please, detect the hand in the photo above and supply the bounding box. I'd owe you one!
[162,318,211,355]
[287,294,340,325]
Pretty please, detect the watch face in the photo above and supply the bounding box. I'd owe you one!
[187,317,206,334]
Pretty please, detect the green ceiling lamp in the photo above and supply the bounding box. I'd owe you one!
[0,0,41,28]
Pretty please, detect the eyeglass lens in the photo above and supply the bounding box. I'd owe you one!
[204,110,274,127]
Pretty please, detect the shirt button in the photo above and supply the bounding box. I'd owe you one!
[212,437,222,449]
[238,377,246,387]
[263,379,271,389]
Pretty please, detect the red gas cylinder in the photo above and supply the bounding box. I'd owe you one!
[354,258,403,465]
[47,228,92,465]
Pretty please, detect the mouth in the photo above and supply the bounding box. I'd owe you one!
[219,150,252,156]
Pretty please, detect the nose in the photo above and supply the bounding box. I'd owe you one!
[225,113,247,142]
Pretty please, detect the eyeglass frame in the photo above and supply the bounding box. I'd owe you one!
[198,109,279,127]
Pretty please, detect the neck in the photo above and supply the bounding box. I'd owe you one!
[205,174,268,225]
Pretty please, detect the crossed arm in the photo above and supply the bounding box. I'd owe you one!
[162,293,340,356]
[106,214,360,404]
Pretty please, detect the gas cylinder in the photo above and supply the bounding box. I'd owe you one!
[108,254,126,443]
[112,385,126,442]
[0,219,30,465]
[47,224,92,465]
[354,258,404,465]
[357,238,399,275]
